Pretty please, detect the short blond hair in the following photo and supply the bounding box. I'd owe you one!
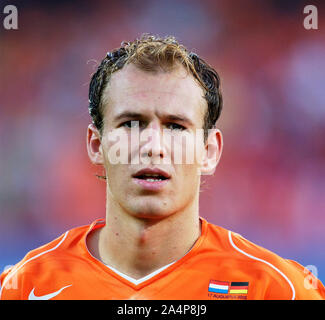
[88,34,223,140]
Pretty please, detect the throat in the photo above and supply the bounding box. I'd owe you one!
[93,210,202,280]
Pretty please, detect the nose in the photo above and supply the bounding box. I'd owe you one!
[140,121,166,162]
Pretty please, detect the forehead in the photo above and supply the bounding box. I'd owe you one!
[102,63,206,126]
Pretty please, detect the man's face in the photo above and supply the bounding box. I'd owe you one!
[89,63,221,219]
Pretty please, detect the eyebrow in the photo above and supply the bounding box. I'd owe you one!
[113,111,194,126]
[164,114,194,126]
[114,112,145,122]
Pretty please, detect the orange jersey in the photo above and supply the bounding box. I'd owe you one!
[1,218,324,300]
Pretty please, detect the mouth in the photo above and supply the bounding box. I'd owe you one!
[133,174,168,182]
[132,168,171,190]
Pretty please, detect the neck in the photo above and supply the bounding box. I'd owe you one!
[90,195,201,280]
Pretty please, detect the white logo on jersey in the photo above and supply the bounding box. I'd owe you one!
[28,285,72,300]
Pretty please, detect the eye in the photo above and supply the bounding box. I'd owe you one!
[166,123,186,131]
[120,120,144,129]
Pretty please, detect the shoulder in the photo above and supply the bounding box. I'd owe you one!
[0,223,91,299]
[207,223,325,300]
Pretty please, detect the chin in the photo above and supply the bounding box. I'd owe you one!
[128,202,174,220]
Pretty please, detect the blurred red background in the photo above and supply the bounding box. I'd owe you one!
[1,0,325,284]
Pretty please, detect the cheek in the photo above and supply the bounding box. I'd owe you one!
[171,132,205,166]
[105,164,131,199]
[174,164,200,191]
[102,129,131,165]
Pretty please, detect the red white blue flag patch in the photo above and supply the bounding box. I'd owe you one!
[208,280,249,295]
[208,280,230,294]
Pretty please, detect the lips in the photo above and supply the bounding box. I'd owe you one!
[132,168,171,181]
[132,168,171,191]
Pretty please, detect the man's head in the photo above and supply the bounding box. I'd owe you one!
[88,34,222,142]
[86,34,223,219]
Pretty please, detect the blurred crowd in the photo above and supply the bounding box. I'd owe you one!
[1,0,325,282]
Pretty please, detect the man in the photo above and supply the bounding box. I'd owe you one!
[1,35,324,300]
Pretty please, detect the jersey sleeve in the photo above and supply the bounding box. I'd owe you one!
[285,259,325,300]
[0,265,22,300]
[0,231,71,300]
[229,231,325,300]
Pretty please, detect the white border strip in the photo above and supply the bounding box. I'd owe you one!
[0,231,69,299]
[228,231,295,300]
[105,260,176,286]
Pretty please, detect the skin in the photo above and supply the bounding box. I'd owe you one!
[86,63,223,279]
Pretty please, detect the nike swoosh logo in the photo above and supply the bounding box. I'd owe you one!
[28,285,72,300]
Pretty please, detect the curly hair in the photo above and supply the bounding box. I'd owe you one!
[88,34,223,142]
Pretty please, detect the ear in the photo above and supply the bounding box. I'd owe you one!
[87,124,104,165]
[199,128,223,176]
